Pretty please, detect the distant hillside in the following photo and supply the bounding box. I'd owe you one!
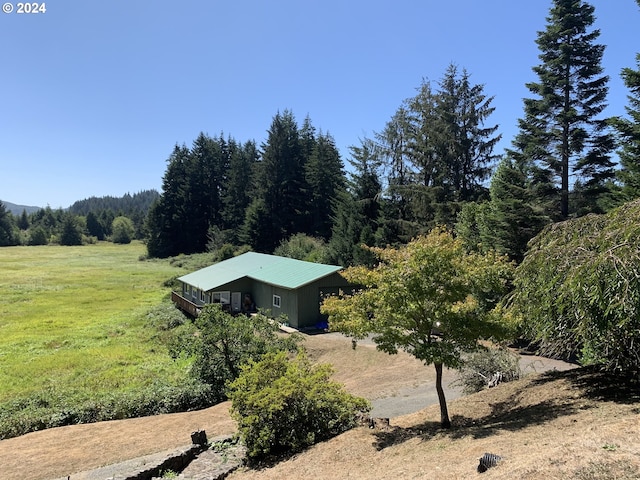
[1,201,43,216]
[68,190,160,216]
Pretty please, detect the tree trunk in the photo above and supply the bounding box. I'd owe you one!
[434,362,451,428]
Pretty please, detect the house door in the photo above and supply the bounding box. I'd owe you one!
[231,292,242,313]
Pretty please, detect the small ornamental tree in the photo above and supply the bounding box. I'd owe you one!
[506,199,640,374]
[321,228,514,428]
[227,351,370,459]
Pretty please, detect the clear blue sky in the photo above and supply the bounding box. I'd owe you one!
[1,0,638,208]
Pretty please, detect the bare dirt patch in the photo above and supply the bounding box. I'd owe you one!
[1,332,630,480]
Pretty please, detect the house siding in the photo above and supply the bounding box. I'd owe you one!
[175,258,351,330]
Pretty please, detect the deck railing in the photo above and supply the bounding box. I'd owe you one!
[171,291,201,317]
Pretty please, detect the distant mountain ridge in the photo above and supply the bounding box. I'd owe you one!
[1,200,43,216]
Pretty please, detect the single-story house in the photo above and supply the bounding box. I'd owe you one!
[171,252,351,329]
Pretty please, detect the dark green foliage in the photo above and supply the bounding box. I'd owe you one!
[184,304,302,401]
[69,190,159,217]
[28,226,48,246]
[146,145,192,257]
[222,140,258,243]
[509,0,615,219]
[0,378,214,440]
[611,51,640,201]
[305,132,345,240]
[85,211,105,240]
[457,158,550,262]
[17,210,29,230]
[507,199,640,373]
[59,215,83,246]
[0,202,18,246]
[453,347,522,395]
[244,110,308,252]
[228,351,370,459]
[327,140,383,266]
[375,65,500,238]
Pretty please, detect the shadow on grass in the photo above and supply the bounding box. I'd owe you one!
[374,367,640,451]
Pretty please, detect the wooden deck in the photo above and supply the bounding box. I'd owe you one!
[171,291,201,317]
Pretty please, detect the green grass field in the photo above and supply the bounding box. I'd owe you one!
[0,242,189,406]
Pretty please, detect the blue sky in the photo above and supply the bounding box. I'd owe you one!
[1,1,638,208]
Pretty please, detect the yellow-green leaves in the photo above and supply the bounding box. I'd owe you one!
[321,228,515,367]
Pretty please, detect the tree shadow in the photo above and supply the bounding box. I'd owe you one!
[562,365,640,405]
[372,368,602,450]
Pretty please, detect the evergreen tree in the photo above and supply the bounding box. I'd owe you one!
[328,140,382,266]
[186,133,227,252]
[510,0,615,219]
[305,131,345,240]
[222,140,258,243]
[146,145,192,258]
[481,158,549,262]
[244,110,307,252]
[0,201,17,246]
[611,38,640,200]
[59,215,83,246]
[376,66,500,236]
[85,211,105,240]
[17,209,29,230]
[434,65,499,205]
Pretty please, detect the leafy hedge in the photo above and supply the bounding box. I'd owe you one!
[507,199,640,373]
[0,379,214,440]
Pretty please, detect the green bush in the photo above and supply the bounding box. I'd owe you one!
[228,351,370,460]
[454,347,522,395]
[507,200,640,373]
[0,379,214,440]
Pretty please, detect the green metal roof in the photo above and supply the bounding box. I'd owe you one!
[177,252,343,291]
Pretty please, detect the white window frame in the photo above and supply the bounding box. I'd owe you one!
[273,294,281,308]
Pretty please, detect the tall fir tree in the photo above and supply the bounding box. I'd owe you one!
[611,3,640,201]
[328,140,382,266]
[0,201,17,246]
[376,66,500,237]
[305,131,345,240]
[510,0,615,219]
[187,133,228,252]
[243,110,307,252]
[221,139,258,243]
[481,158,550,262]
[146,145,192,257]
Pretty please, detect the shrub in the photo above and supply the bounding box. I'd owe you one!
[228,351,370,460]
[453,347,522,395]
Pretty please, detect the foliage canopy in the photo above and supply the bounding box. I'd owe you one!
[321,228,515,426]
[507,199,640,373]
[228,351,370,459]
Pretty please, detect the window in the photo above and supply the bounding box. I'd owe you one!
[273,294,281,308]
[212,291,231,304]
[200,290,206,302]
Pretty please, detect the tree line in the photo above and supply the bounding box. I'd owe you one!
[147,0,640,265]
[1,0,639,265]
[0,190,158,246]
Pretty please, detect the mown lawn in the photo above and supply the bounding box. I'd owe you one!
[0,242,189,405]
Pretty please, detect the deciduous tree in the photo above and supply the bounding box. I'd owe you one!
[321,229,514,427]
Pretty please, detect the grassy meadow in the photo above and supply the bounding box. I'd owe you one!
[0,242,193,423]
